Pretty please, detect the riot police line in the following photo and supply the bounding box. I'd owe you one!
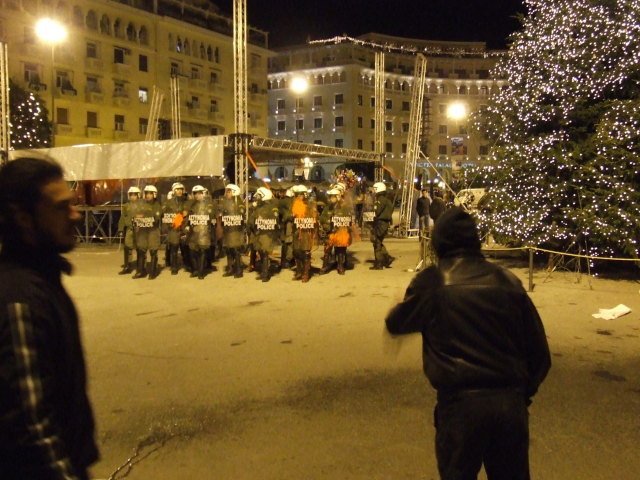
[117,181,395,282]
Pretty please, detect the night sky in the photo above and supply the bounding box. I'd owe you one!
[214,0,527,49]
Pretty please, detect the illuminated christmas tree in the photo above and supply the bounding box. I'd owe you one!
[9,80,52,150]
[475,0,640,259]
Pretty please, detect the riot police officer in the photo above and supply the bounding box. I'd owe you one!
[278,187,295,270]
[185,185,215,279]
[117,186,141,274]
[162,182,189,275]
[220,183,246,278]
[291,184,318,282]
[318,187,338,274]
[133,185,162,279]
[370,182,395,270]
[325,187,354,275]
[248,187,280,282]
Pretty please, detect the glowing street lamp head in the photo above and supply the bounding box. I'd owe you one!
[35,18,68,44]
[290,77,309,94]
[447,102,467,120]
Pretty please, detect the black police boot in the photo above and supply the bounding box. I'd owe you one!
[133,250,147,278]
[301,253,312,283]
[119,248,132,274]
[384,255,396,268]
[280,245,289,270]
[234,250,243,278]
[248,249,257,273]
[190,250,199,278]
[181,244,192,273]
[198,251,206,280]
[319,247,332,275]
[148,251,158,279]
[337,252,346,275]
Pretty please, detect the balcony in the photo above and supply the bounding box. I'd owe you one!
[112,62,130,75]
[85,91,104,103]
[113,89,130,107]
[114,130,129,140]
[86,127,102,137]
[85,57,103,70]
[57,86,78,97]
[55,124,72,135]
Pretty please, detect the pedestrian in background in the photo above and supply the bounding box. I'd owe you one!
[385,207,550,480]
[416,188,431,234]
[0,156,99,479]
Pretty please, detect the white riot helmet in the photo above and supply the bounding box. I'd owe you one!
[373,182,387,193]
[327,188,341,196]
[334,182,347,193]
[285,187,294,198]
[192,185,206,194]
[292,184,308,196]
[255,186,273,201]
[143,185,158,198]
[225,184,241,196]
[127,186,141,196]
[171,182,185,193]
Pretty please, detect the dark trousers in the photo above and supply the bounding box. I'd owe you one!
[435,390,530,480]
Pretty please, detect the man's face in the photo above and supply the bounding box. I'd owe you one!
[174,188,184,197]
[145,191,154,202]
[194,191,203,201]
[34,178,81,253]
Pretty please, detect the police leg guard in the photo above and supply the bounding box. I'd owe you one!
[170,245,179,275]
[119,247,132,274]
[279,244,289,270]
[190,249,199,277]
[259,251,270,282]
[133,250,147,278]
[198,250,206,280]
[319,244,332,274]
[223,250,234,277]
[248,248,257,273]
[233,249,243,278]
[181,244,192,272]
[149,251,158,279]
[292,252,303,280]
[337,248,346,275]
[301,252,312,283]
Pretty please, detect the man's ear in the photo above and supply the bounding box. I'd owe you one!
[12,206,36,240]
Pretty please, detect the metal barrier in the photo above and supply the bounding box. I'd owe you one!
[75,205,121,244]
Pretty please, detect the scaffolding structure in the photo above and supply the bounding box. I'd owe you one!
[169,76,181,139]
[398,54,428,238]
[233,0,250,206]
[0,42,9,163]
[146,86,164,141]
[374,51,385,182]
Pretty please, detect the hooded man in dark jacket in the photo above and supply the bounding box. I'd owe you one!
[0,157,99,479]
[385,207,550,480]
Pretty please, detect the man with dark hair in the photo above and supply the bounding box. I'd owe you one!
[0,157,99,479]
[416,189,431,234]
[385,207,550,480]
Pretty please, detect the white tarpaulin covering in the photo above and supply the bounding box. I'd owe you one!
[9,136,225,181]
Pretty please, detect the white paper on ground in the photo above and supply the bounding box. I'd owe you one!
[592,304,632,320]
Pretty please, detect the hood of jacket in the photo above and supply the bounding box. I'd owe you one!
[431,206,481,258]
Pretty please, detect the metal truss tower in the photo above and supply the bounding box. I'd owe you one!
[398,54,428,238]
[170,76,181,139]
[374,51,385,183]
[0,42,9,163]
[233,0,249,201]
[146,86,164,141]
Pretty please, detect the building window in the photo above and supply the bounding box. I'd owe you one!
[114,114,125,131]
[296,119,304,130]
[139,55,148,72]
[114,80,127,97]
[87,111,98,128]
[370,97,375,107]
[334,116,344,127]
[357,94,363,106]
[385,99,392,109]
[385,121,392,131]
[385,142,393,153]
[210,99,218,112]
[170,62,179,76]
[334,93,344,105]
[314,140,322,145]
[438,145,447,154]
[57,107,69,124]
[402,122,409,133]
[139,118,148,135]
[438,125,448,135]
[277,98,285,110]
[370,119,375,129]
[370,141,375,151]
[190,96,199,108]
[459,125,468,135]
[314,117,323,128]
[357,117,363,128]
[480,86,489,96]
[357,139,363,149]
[23,63,39,85]
[114,47,126,64]
[295,97,303,108]
[86,76,100,92]
[402,101,410,111]
[439,104,447,114]
[313,95,322,106]
[138,87,148,103]
[191,67,200,79]
[402,143,407,154]
[335,139,344,148]
[277,120,286,131]
[210,71,218,84]
[86,42,97,59]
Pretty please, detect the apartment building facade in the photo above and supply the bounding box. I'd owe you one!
[267,33,506,182]
[1,0,271,147]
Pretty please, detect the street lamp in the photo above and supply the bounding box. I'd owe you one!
[290,76,308,142]
[35,18,68,147]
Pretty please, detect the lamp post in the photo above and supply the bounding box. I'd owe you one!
[446,101,468,181]
[35,18,67,147]
[290,76,308,142]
